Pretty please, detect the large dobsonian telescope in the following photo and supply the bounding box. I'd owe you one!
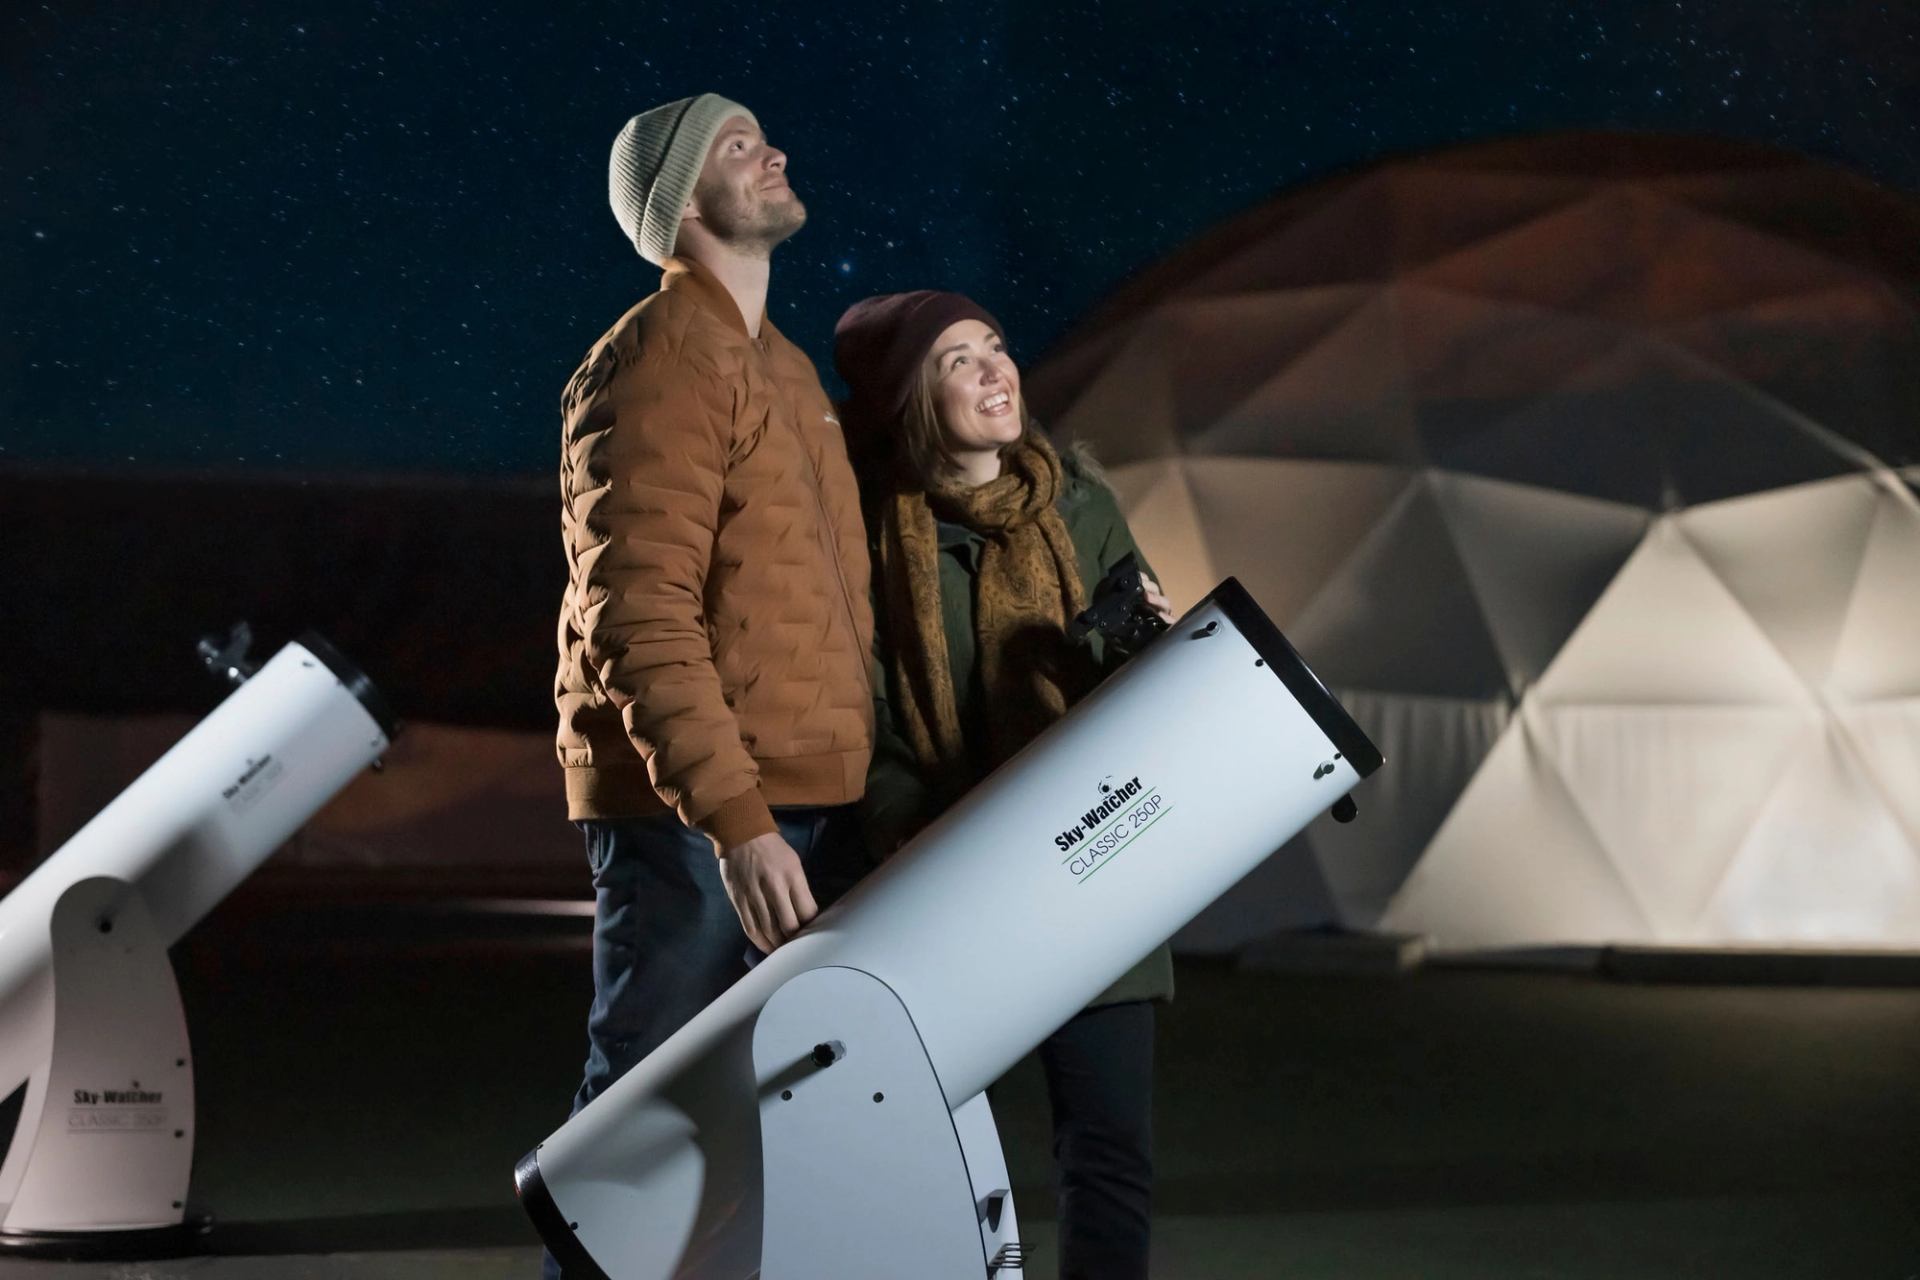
[516,577,1383,1280]
[0,627,395,1257]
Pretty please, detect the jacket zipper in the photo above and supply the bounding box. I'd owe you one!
[808,456,866,687]
[760,338,869,696]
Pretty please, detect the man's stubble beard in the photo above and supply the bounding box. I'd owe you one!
[695,177,807,259]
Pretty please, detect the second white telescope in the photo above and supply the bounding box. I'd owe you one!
[518,577,1383,1278]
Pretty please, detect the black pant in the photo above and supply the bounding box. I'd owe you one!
[1040,1000,1156,1280]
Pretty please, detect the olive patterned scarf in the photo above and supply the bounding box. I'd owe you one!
[875,433,1095,777]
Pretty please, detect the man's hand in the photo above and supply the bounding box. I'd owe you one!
[718,831,819,954]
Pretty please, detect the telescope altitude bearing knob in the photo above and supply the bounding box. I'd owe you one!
[810,1041,843,1068]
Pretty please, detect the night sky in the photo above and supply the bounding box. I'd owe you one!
[4,1,1917,475]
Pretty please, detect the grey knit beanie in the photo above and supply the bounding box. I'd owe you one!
[609,94,757,265]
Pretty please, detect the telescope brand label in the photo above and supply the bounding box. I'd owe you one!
[68,1088,168,1133]
[1055,775,1172,883]
[223,753,286,813]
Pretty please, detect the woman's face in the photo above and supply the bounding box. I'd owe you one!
[926,319,1023,464]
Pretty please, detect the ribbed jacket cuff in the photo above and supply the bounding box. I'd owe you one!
[700,787,778,853]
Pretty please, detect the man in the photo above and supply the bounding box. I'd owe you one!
[553,91,875,1139]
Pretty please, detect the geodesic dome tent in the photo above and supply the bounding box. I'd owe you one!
[1026,133,1920,953]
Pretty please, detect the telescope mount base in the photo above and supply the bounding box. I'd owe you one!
[753,965,1023,1278]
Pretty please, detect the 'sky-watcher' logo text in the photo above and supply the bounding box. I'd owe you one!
[1053,775,1171,882]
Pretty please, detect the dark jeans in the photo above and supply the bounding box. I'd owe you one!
[1040,1000,1156,1280]
[542,804,868,1279]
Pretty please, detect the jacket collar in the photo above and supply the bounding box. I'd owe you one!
[660,255,766,340]
[937,516,981,551]
[936,517,982,574]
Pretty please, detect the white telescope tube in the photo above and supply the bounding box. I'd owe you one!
[518,578,1382,1279]
[0,635,397,1128]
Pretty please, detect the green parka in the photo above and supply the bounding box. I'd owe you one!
[862,451,1175,1007]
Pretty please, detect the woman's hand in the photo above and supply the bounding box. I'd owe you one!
[1141,574,1175,625]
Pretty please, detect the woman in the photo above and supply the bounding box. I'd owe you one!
[834,290,1175,1280]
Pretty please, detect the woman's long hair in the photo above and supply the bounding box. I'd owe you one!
[890,359,1049,494]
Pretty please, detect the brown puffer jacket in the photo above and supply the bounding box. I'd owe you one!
[555,257,875,851]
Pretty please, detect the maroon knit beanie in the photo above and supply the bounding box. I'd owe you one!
[833,290,1004,449]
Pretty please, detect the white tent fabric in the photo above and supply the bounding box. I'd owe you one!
[1029,134,1920,951]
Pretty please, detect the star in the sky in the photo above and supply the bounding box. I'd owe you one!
[6,1,1917,473]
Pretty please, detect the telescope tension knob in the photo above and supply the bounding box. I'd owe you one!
[196,621,261,688]
[810,1041,843,1068]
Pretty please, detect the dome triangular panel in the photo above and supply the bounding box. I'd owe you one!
[1380,712,1653,948]
[1196,292,1424,466]
[1535,517,1814,707]
[1431,472,1648,691]
[1155,289,1374,442]
[1828,485,1920,702]
[1287,477,1511,700]
[1435,336,1860,507]
[1834,699,1920,854]
[1181,458,1412,628]
[1539,704,1817,938]
[1676,475,1880,687]
[1701,728,1920,942]
[1305,690,1509,923]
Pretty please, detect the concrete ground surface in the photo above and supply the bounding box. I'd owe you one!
[2,902,1916,1278]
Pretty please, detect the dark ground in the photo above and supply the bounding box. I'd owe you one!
[3,903,1918,1278]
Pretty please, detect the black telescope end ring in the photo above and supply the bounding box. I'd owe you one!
[297,630,401,743]
[513,1148,610,1280]
[1206,578,1383,779]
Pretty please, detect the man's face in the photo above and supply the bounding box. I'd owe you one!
[684,116,806,254]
